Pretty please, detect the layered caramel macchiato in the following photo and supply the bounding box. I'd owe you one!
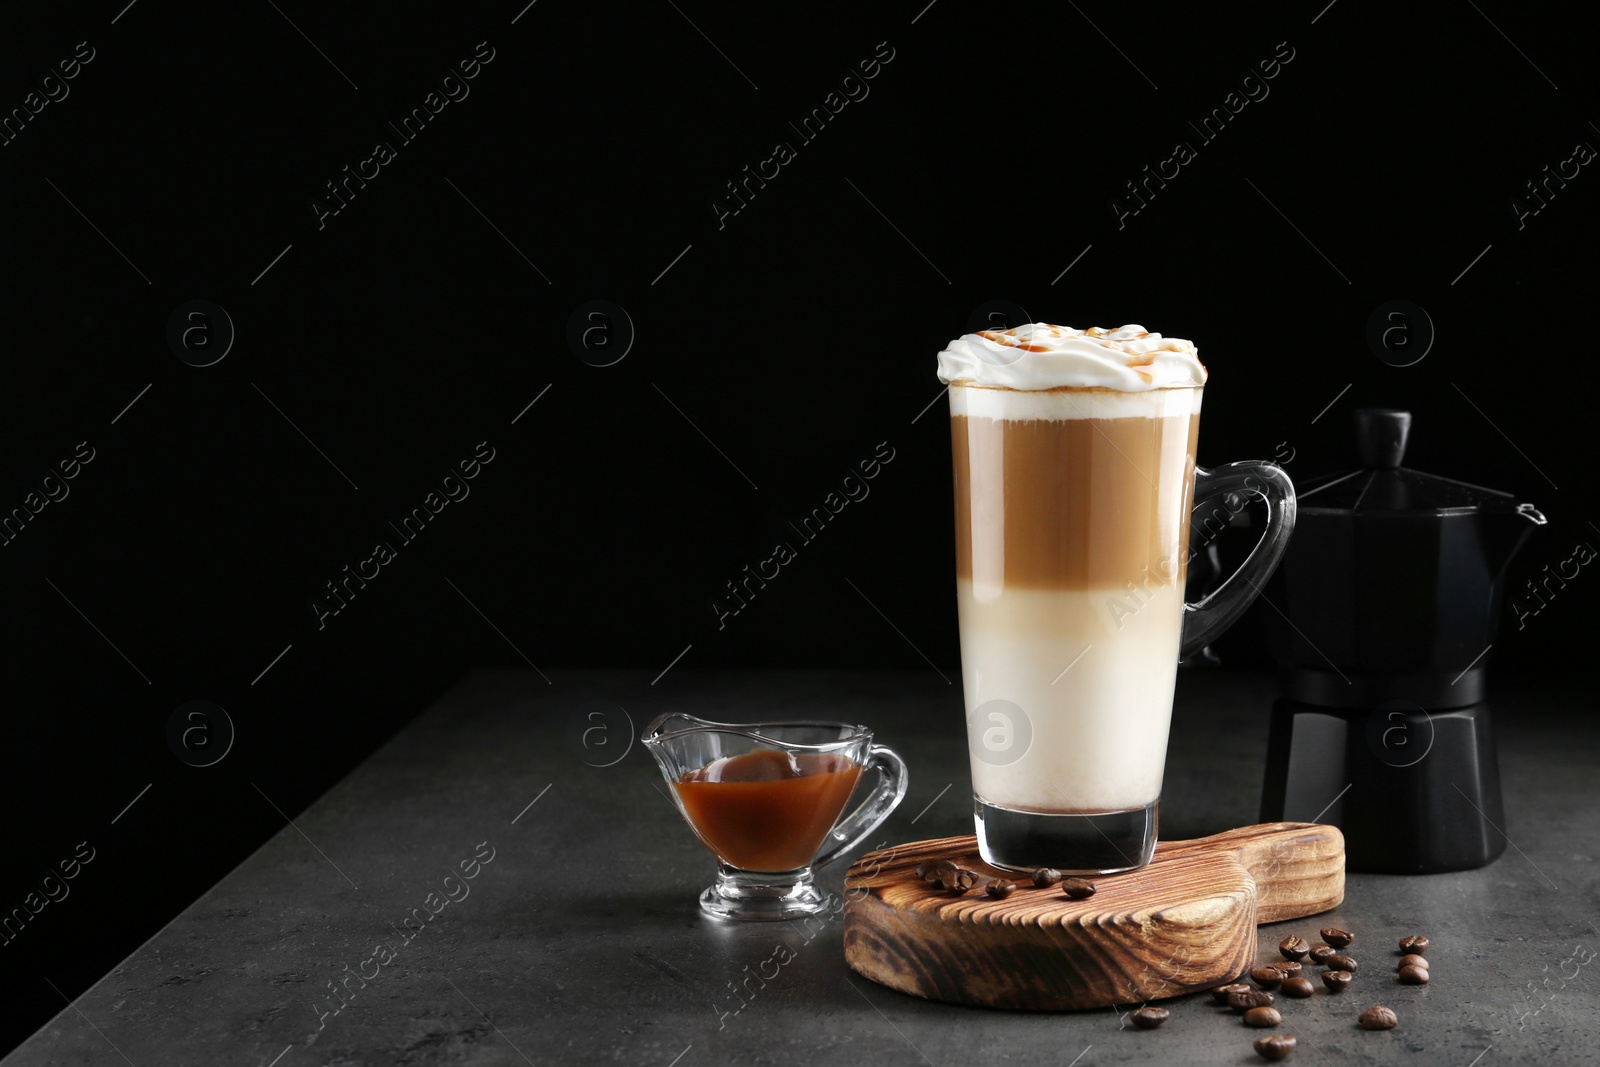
[939,323,1209,872]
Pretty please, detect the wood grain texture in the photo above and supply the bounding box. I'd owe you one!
[842,822,1344,1010]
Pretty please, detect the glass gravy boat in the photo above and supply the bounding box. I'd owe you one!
[643,713,908,921]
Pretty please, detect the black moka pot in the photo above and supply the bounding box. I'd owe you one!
[1257,409,1547,873]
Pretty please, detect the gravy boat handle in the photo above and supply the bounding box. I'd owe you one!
[813,744,909,869]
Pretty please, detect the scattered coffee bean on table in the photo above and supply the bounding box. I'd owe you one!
[1061,877,1097,900]
[1398,965,1430,984]
[984,880,1015,900]
[1280,977,1315,998]
[1277,961,1303,978]
[1398,954,1428,971]
[1213,983,1253,1005]
[1309,945,1338,964]
[1326,954,1359,974]
[1031,867,1063,887]
[1254,1034,1297,1061]
[1399,934,1429,955]
[1229,990,1275,1012]
[1251,966,1284,990]
[1321,927,1355,948]
[1322,970,1354,992]
[1359,1005,1399,1030]
[1130,1006,1169,1029]
[1279,935,1310,961]
[1244,1006,1283,1028]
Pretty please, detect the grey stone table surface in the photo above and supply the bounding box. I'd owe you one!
[9,669,1598,1067]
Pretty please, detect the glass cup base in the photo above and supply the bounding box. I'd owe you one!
[698,863,830,921]
[975,797,1158,875]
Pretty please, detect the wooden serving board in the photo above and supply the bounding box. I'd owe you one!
[842,822,1344,1010]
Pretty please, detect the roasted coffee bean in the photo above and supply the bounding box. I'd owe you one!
[915,863,930,879]
[985,879,1016,900]
[1244,1006,1282,1028]
[1279,935,1310,961]
[1321,969,1354,992]
[1398,954,1429,971]
[1130,1006,1169,1029]
[1229,990,1275,1012]
[1398,934,1429,955]
[935,859,959,875]
[1213,982,1253,1005]
[940,867,974,890]
[1280,976,1315,998]
[1061,877,1097,900]
[1031,867,1063,887]
[1398,965,1430,985]
[1276,961,1303,978]
[1359,1005,1398,1030]
[1309,945,1338,964]
[1321,927,1355,948]
[1251,967,1284,990]
[942,868,979,894]
[1326,954,1358,974]
[1254,1034,1297,1061]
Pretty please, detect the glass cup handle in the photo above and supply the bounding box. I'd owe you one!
[1181,461,1297,659]
[812,744,909,870]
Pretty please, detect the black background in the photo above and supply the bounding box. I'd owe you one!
[2,0,1596,1054]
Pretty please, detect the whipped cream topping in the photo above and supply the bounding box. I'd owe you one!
[937,324,1207,391]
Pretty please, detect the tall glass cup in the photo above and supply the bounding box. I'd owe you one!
[949,376,1295,873]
